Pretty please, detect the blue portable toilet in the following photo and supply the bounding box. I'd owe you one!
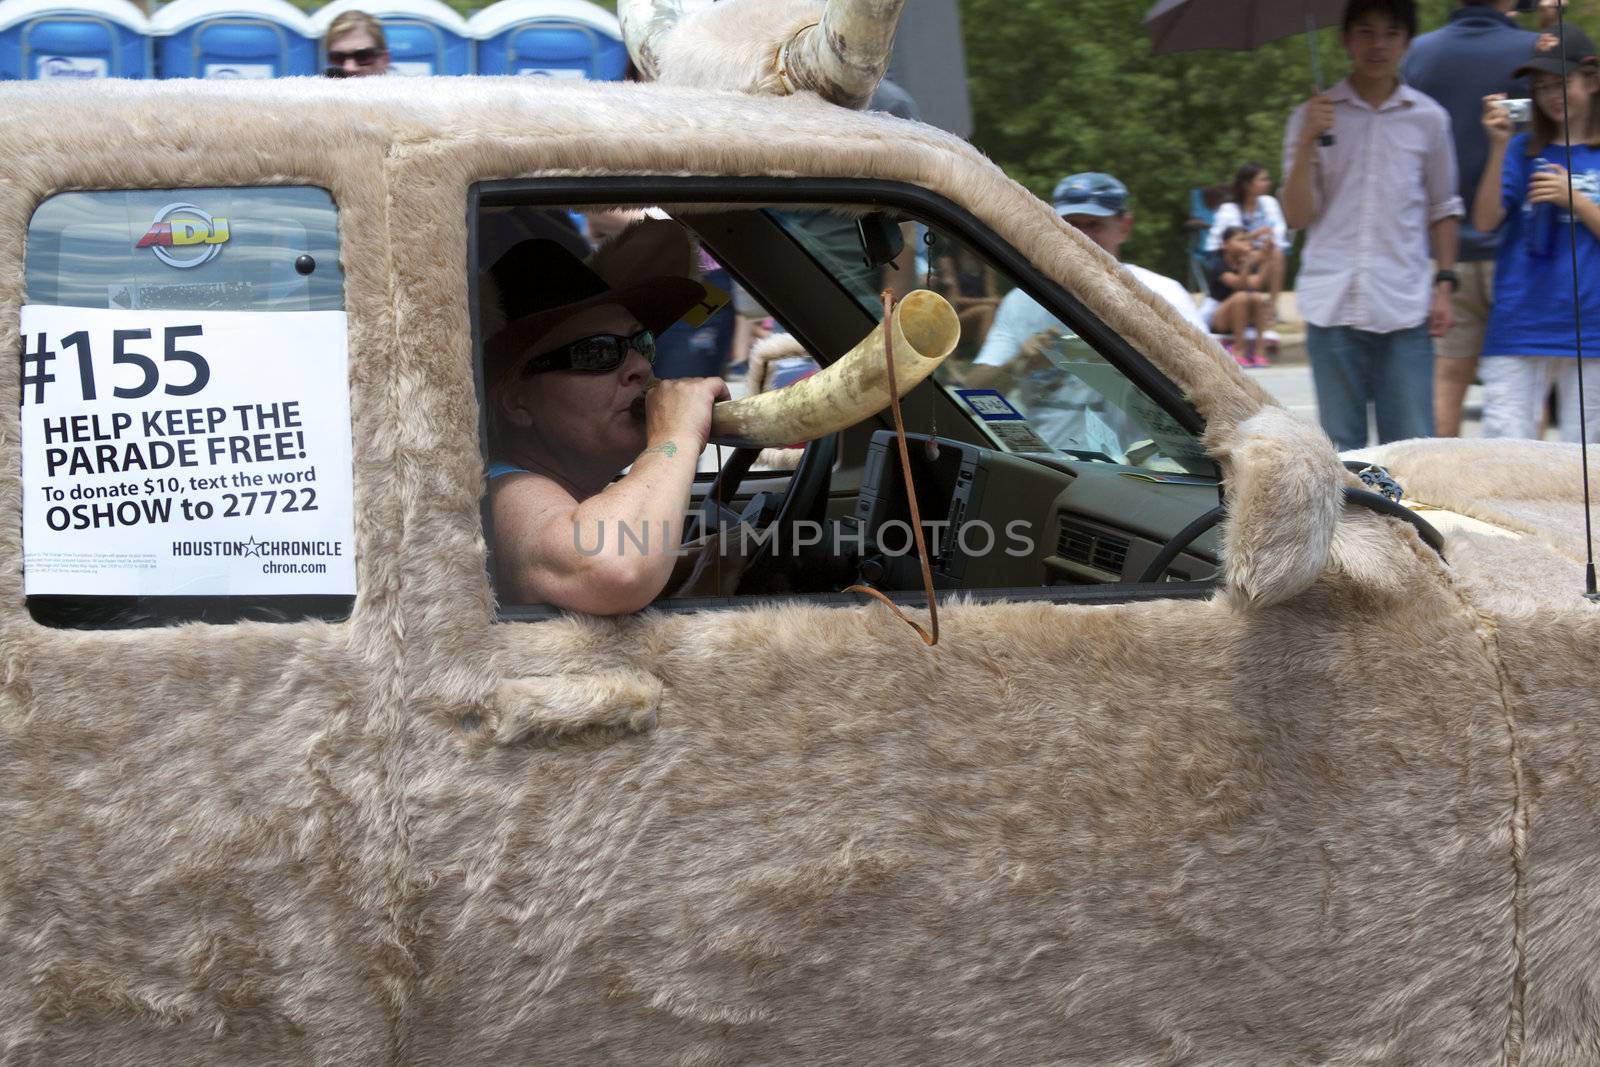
[312,0,468,76]
[0,0,150,79]
[468,0,626,80]
[149,0,316,79]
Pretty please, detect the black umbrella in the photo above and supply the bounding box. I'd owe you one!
[1142,0,1344,59]
[1142,0,1344,138]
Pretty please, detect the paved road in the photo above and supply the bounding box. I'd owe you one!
[1242,360,1493,440]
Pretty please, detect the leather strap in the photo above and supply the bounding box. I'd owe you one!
[844,290,940,646]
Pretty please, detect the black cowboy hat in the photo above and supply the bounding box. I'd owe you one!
[483,219,723,383]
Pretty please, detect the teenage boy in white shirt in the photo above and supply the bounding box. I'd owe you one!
[1282,0,1463,451]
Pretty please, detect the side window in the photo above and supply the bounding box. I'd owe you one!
[20,187,356,628]
[473,186,1222,617]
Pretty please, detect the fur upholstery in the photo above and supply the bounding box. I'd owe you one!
[1207,407,1345,607]
[0,79,1596,1064]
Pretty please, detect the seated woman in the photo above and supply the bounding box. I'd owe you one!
[483,221,729,614]
[1205,162,1289,341]
[1203,226,1274,367]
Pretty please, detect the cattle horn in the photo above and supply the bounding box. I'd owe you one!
[617,0,684,80]
[707,289,958,448]
[780,0,910,109]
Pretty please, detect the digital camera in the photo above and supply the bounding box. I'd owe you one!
[1496,97,1533,124]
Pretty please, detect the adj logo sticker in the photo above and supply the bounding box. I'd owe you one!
[135,203,231,269]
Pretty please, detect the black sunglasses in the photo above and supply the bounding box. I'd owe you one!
[522,329,655,376]
[327,47,385,66]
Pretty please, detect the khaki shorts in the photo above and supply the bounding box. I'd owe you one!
[1436,260,1494,360]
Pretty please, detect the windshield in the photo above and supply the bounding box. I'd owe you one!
[767,209,1215,477]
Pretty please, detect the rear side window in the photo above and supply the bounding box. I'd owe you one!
[20,187,356,628]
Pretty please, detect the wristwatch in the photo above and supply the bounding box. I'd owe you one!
[1434,269,1460,290]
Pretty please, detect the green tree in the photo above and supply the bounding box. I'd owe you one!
[957,0,1600,281]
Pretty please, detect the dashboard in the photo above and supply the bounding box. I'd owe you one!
[852,432,1223,590]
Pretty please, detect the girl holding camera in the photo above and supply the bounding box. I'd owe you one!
[1474,29,1600,441]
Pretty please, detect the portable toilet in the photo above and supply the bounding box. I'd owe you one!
[149,0,316,79]
[0,0,150,79]
[311,0,468,76]
[468,0,626,80]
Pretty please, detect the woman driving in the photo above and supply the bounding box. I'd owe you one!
[483,221,729,614]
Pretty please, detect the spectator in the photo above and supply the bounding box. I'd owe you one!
[935,245,1001,346]
[1204,226,1275,366]
[1205,163,1290,332]
[1282,0,1462,451]
[970,172,1207,390]
[1185,184,1229,292]
[324,10,390,78]
[1472,29,1600,440]
[726,282,775,376]
[1403,0,1538,436]
[961,173,1209,459]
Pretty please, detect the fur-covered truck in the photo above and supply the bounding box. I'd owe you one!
[3,0,1600,1062]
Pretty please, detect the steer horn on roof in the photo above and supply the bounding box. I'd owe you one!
[617,0,910,110]
[616,0,683,81]
[780,0,909,109]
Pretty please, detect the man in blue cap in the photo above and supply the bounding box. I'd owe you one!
[970,171,1206,382]
[964,172,1208,458]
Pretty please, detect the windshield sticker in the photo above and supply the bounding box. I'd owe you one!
[984,420,1051,453]
[19,304,356,598]
[136,203,231,270]
[956,388,1025,421]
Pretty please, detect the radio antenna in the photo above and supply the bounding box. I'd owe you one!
[1554,8,1600,600]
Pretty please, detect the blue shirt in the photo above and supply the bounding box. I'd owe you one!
[1402,7,1537,261]
[1484,135,1600,358]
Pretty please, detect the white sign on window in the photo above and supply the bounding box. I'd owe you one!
[203,63,275,79]
[389,60,434,76]
[36,56,109,79]
[516,66,585,79]
[19,305,356,597]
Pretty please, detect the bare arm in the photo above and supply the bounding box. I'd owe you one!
[1427,215,1460,338]
[492,377,728,614]
[1282,96,1334,231]
[961,329,1057,390]
[1474,94,1515,234]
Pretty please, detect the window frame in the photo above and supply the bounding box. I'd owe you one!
[20,183,357,630]
[468,176,1222,622]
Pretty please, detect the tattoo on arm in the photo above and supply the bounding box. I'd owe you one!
[642,441,679,458]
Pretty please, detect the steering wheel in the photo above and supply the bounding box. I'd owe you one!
[1135,488,1446,584]
[690,433,839,589]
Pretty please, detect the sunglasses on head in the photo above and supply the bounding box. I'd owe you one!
[521,328,655,376]
[327,47,384,66]
[1055,192,1127,215]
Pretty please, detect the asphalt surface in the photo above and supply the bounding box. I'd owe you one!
[1241,359,1494,439]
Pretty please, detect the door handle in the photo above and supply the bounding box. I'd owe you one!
[487,670,662,744]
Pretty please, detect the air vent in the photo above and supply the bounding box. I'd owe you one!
[1056,519,1130,576]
